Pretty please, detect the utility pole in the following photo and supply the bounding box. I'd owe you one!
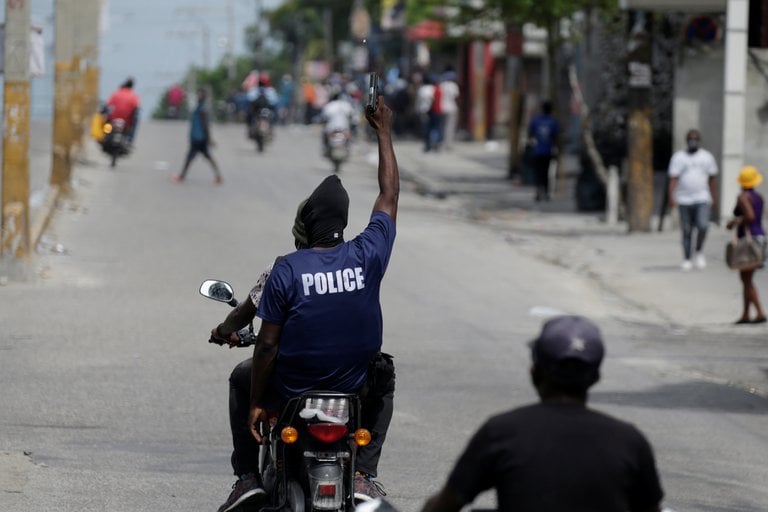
[227,0,236,81]
[79,0,101,134]
[506,25,524,180]
[51,0,76,189]
[626,11,654,232]
[720,0,749,222]
[1,0,32,257]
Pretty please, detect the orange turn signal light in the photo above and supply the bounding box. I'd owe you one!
[281,426,299,444]
[354,428,371,446]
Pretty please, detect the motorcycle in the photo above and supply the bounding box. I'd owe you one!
[325,130,351,174]
[200,279,372,512]
[100,117,132,167]
[249,108,274,153]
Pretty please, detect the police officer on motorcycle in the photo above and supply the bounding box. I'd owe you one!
[212,95,399,512]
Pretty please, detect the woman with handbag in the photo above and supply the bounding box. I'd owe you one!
[726,166,766,324]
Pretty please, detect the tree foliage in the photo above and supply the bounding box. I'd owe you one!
[409,0,616,31]
[264,0,358,62]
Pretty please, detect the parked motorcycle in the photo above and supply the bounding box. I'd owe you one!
[249,108,274,153]
[325,130,351,174]
[200,279,373,512]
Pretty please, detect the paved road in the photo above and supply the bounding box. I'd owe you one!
[1,120,766,512]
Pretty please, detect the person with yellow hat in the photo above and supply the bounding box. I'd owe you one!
[726,165,766,324]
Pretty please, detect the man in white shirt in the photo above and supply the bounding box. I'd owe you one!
[439,67,460,150]
[321,89,357,154]
[667,129,718,271]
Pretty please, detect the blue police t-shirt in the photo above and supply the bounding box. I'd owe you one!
[256,210,396,402]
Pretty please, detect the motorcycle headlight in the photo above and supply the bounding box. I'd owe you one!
[103,123,113,134]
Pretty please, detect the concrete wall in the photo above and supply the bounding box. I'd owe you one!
[674,45,768,208]
[745,48,768,174]
[672,47,725,165]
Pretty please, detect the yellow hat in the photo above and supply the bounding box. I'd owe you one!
[738,166,763,189]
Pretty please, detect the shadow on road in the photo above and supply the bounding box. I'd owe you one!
[591,380,768,414]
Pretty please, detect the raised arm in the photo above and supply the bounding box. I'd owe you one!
[365,95,400,223]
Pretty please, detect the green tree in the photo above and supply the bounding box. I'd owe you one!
[264,0,358,75]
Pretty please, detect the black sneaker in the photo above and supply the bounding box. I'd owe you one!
[217,474,266,512]
[353,473,386,502]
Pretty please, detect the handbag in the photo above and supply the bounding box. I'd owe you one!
[725,231,764,270]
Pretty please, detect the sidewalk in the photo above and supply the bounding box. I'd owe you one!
[390,138,759,332]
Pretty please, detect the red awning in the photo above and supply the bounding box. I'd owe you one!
[405,20,445,41]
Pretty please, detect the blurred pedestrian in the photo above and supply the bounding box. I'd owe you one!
[667,129,718,271]
[439,66,460,150]
[726,166,766,324]
[421,315,665,512]
[416,74,441,152]
[527,101,559,201]
[278,74,296,125]
[302,78,318,125]
[171,89,222,185]
[387,78,410,137]
[166,84,185,119]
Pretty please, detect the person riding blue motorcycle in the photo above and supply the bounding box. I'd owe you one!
[212,94,399,512]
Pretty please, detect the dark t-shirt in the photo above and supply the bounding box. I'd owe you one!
[528,114,559,157]
[257,211,396,401]
[447,402,664,512]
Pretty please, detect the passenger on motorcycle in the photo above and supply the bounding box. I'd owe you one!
[105,77,140,144]
[212,96,399,512]
[321,88,358,156]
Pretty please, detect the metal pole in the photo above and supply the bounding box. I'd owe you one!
[202,23,210,69]
[227,0,235,80]
[1,0,32,258]
[720,0,749,222]
[51,0,76,189]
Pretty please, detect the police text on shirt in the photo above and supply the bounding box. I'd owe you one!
[301,267,365,295]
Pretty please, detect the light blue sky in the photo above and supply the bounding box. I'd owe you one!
[100,0,280,116]
[1,0,280,118]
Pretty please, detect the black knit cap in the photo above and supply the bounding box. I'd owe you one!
[300,175,349,247]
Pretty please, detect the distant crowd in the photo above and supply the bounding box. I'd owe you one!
[218,66,461,150]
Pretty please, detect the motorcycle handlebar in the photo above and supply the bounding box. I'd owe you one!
[208,326,257,347]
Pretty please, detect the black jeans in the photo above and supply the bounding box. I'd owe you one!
[533,154,552,198]
[228,356,395,478]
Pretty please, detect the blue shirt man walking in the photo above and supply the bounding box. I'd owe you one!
[528,101,559,201]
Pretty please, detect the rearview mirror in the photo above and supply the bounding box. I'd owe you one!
[200,280,235,305]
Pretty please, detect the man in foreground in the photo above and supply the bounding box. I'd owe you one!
[421,315,664,512]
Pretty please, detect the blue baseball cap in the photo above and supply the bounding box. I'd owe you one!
[531,315,605,367]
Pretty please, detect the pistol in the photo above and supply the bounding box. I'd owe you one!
[366,73,379,114]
